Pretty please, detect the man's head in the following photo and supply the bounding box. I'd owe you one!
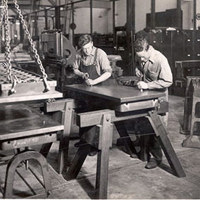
[78,34,94,56]
[134,31,150,62]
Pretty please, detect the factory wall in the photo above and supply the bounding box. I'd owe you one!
[115,0,200,32]
[27,0,200,37]
[12,0,199,40]
[74,7,109,34]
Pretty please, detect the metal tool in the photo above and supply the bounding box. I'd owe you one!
[83,73,89,80]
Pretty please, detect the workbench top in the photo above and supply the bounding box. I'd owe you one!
[0,104,64,140]
[66,83,165,103]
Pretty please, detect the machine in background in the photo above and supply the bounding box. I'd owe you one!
[41,30,77,91]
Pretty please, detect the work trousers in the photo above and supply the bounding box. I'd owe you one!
[133,113,168,162]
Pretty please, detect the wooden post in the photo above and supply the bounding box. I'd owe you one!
[55,6,61,30]
[71,2,75,45]
[151,0,155,29]
[90,0,93,35]
[112,0,116,46]
[177,0,182,29]
[44,9,48,30]
[96,113,113,199]
[193,0,197,31]
[43,99,75,174]
[147,110,186,178]
[126,0,135,75]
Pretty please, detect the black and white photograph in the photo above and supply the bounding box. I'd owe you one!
[0,0,199,199]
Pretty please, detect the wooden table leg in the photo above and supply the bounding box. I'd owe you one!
[96,113,113,199]
[66,144,91,180]
[44,99,75,174]
[147,110,186,177]
[40,143,52,157]
[58,101,74,174]
[67,112,113,199]
[115,121,138,156]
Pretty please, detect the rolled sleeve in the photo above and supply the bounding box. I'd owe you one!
[72,53,81,71]
[147,57,173,89]
[97,49,112,74]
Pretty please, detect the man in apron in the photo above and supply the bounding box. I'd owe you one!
[72,34,112,153]
[134,30,173,169]
[73,34,112,86]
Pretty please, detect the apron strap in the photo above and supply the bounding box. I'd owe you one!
[93,48,98,66]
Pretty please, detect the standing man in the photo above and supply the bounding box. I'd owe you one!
[72,34,112,151]
[73,34,112,86]
[134,30,173,169]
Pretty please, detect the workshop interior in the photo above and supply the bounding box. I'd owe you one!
[0,0,200,199]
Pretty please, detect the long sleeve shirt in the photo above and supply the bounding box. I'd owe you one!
[135,46,173,90]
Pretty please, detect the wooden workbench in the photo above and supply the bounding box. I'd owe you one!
[0,64,64,197]
[65,81,185,199]
[0,104,64,198]
[65,82,165,103]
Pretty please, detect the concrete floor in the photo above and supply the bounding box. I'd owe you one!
[1,95,200,199]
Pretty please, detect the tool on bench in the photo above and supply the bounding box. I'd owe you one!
[82,72,89,80]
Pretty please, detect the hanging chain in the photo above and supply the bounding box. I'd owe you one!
[13,0,50,92]
[0,1,6,27]
[3,0,13,82]
[0,2,6,69]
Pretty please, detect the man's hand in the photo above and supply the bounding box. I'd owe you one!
[135,68,143,78]
[137,81,149,90]
[85,79,96,86]
[81,73,89,80]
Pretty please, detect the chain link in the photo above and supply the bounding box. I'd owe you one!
[3,0,13,82]
[13,0,50,91]
[0,1,6,27]
[3,0,50,92]
[0,2,7,76]
[1,0,50,92]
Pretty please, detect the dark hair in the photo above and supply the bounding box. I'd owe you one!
[78,34,93,48]
[134,30,150,52]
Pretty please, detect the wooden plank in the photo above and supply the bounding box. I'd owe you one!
[66,144,91,180]
[77,108,159,128]
[58,100,74,174]
[96,113,113,199]
[45,99,75,112]
[0,122,63,141]
[0,91,63,104]
[0,104,64,140]
[81,126,101,148]
[148,110,186,177]
[0,132,58,150]
[114,121,138,156]
[77,109,115,127]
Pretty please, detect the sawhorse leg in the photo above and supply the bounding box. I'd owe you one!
[96,113,113,199]
[66,144,91,180]
[147,110,186,177]
[66,113,113,199]
[58,102,74,174]
[43,99,75,174]
[115,121,138,157]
